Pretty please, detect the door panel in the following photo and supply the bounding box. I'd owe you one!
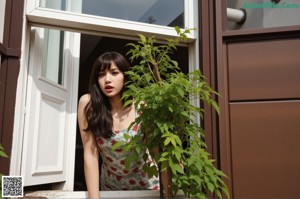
[228,39,300,101]
[21,27,79,188]
[229,100,300,197]
[33,93,66,175]
[220,34,300,198]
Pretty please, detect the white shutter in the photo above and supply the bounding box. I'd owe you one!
[21,26,80,190]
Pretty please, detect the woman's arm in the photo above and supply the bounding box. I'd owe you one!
[78,94,100,199]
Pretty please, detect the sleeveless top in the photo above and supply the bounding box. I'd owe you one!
[95,109,160,191]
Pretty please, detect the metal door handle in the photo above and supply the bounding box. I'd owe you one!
[227,8,246,24]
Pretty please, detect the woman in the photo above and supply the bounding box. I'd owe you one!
[77,52,159,198]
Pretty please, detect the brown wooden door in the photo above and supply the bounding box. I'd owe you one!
[215,1,300,198]
[226,38,300,198]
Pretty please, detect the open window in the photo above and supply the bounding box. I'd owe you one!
[19,0,198,197]
[74,34,189,191]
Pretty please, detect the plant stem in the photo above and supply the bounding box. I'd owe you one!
[153,63,162,83]
[152,61,171,198]
[162,168,172,199]
[148,64,157,83]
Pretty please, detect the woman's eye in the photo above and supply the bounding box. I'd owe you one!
[112,71,119,75]
[98,73,105,77]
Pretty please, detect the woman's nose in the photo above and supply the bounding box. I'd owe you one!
[104,73,112,82]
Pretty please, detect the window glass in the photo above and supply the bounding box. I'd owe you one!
[41,29,65,85]
[227,0,300,30]
[40,0,66,10]
[40,0,184,28]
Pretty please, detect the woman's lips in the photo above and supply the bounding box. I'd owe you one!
[105,85,113,93]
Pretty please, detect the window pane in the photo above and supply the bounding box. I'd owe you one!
[40,0,66,10]
[227,0,300,30]
[41,0,184,28]
[41,29,65,85]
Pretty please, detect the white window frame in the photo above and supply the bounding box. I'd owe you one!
[0,0,6,65]
[11,0,199,197]
[26,0,197,41]
[0,0,5,43]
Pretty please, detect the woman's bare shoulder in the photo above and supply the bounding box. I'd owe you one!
[78,94,91,110]
[78,94,91,109]
[78,94,91,128]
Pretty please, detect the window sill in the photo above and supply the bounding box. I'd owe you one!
[25,190,187,198]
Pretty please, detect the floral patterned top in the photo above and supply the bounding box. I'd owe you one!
[95,112,160,191]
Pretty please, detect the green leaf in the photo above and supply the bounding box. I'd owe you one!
[207,182,215,193]
[164,137,171,146]
[170,137,176,146]
[211,100,220,114]
[0,151,8,158]
[180,33,187,41]
[174,164,184,174]
[187,157,196,167]
[0,144,8,158]
[135,143,142,154]
[161,161,169,171]
[176,87,185,97]
[150,165,159,177]
[125,156,132,169]
[139,34,146,43]
[161,152,169,157]
[123,143,132,152]
[163,123,169,132]
[216,190,222,199]
[214,169,227,178]
[174,151,181,162]
[175,26,181,34]
[124,133,132,141]
[111,141,123,151]
[158,157,168,162]
[173,135,182,146]
[123,99,133,108]
[223,186,230,198]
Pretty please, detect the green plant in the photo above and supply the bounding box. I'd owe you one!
[0,144,9,199]
[114,27,229,198]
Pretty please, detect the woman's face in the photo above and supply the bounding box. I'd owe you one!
[98,61,125,99]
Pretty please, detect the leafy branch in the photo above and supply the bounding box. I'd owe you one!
[117,27,229,199]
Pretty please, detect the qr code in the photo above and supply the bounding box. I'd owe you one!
[1,176,23,198]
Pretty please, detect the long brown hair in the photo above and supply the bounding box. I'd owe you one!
[84,52,130,139]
